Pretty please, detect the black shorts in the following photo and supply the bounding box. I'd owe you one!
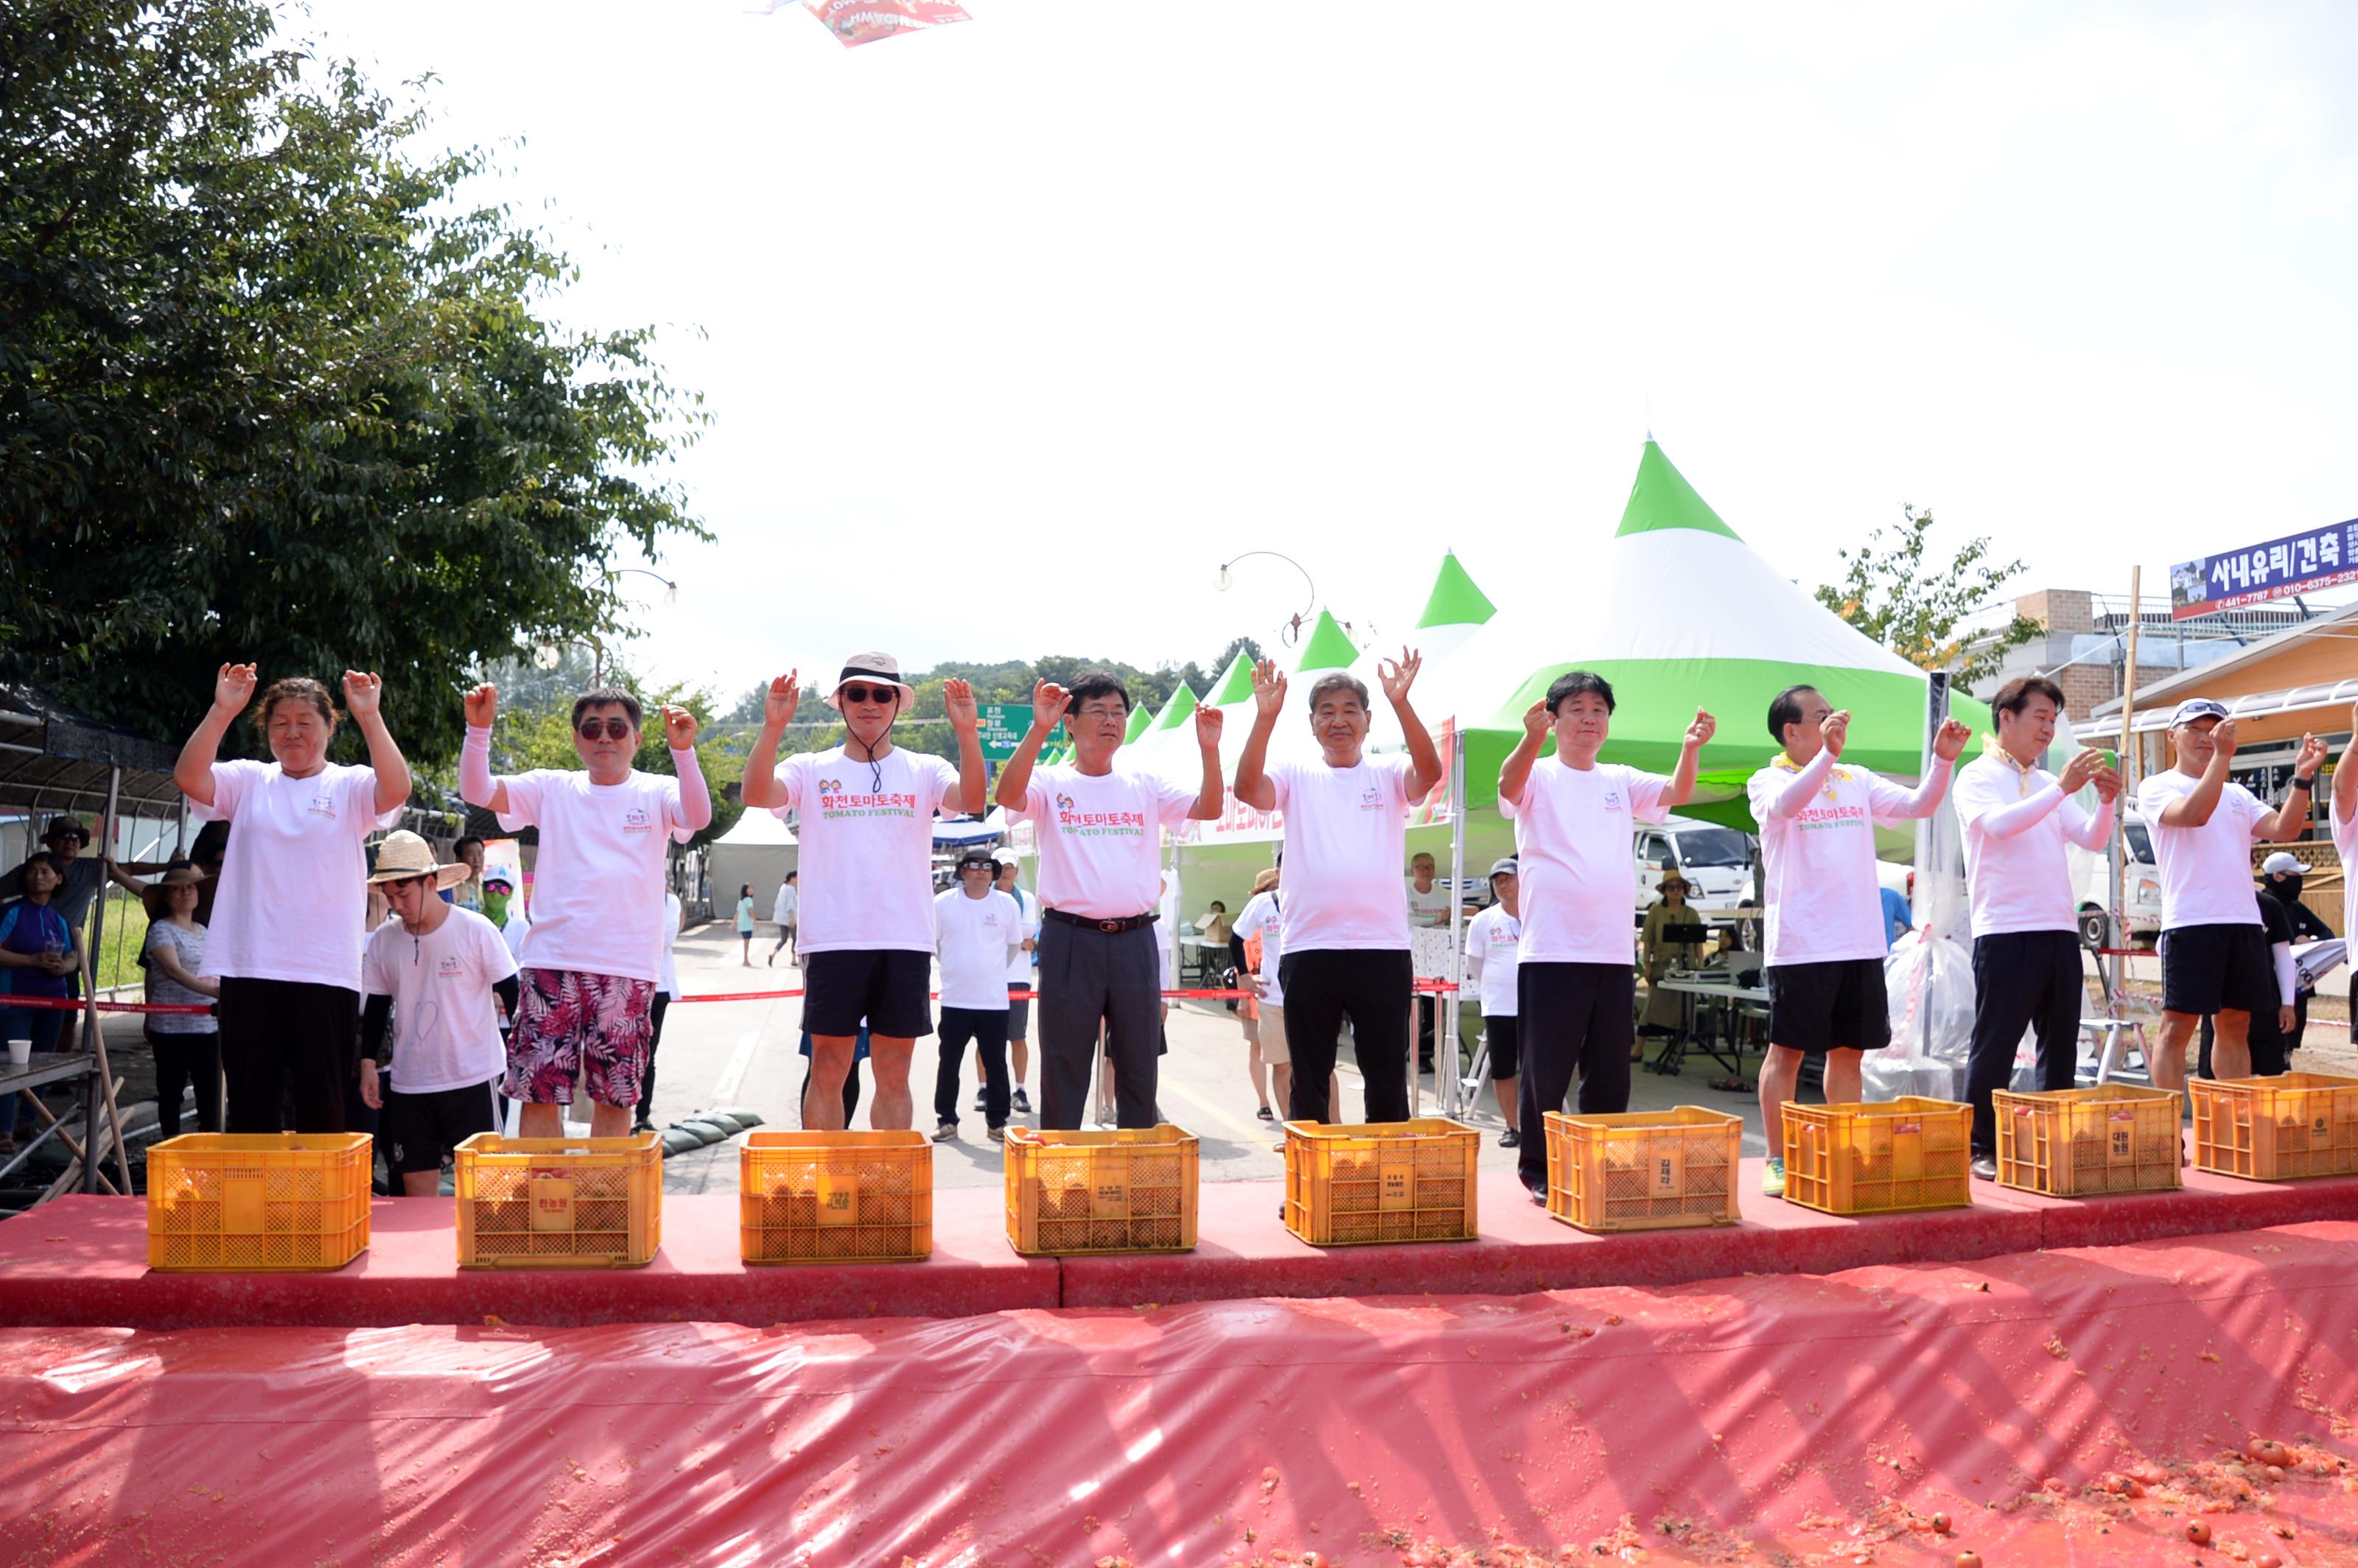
[802,948,933,1038]
[383,1079,500,1176]
[1483,1014,1520,1080]
[2161,923,2277,1018]
[1766,958,1889,1055]
[1007,981,1032,1037]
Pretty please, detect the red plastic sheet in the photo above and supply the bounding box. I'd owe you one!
[9,1224,2358,1565]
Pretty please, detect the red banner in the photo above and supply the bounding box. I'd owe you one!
[802,0,971,48]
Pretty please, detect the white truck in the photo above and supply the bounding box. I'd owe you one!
[1634,817,1755,914]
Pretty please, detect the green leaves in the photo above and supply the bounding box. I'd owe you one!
[0,0,707,766]
[1813,505,2040,687]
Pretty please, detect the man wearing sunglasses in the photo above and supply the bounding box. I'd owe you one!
[741,654,987,1131]
[994,671,1223,1130]
[460,683,710,1138]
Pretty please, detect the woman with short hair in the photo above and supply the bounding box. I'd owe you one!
[141,864,223,1135]
[172,665,410,1133]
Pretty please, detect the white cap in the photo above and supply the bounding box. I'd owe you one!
[2262,851,2304,877]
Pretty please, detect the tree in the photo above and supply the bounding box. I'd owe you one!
[1814,506,2040,687]
[0,1,707,765]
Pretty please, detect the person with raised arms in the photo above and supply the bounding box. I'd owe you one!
[995,672,1222,1130]
[1952,676,2121,1181]
[741,656,986,1131]
[1746,685,1968,1198]
[1495,673,1712,1201]
[2331,704,2358,877]
[461,683,709,1138]
[175,665,411,1133]
[1233,653,1443,1124]
[2133,699,2323,1091]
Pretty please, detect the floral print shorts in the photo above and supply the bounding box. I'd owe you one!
[503,967,654,1107]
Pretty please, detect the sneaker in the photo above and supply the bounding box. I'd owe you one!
[1498,1127,1521,1149]
[973,1088,987,1113]
[1011,1088,1032,1114]
[1522,1177,1547,1207]
[631,1119,654,1135]
[986,1124,1006,1143]
[1762,1155,1787,1198]
[933,1119,959,1143]
[1971,1155,1999,1182]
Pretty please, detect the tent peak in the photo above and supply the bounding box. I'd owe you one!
[1292,609,1360,672]
[1615,440,1743,542]
[1416,551,1498,631]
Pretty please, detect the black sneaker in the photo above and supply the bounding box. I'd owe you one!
[1498,1127,1521,1149]
[933,1119,959,1143]
[1011,1088,1031,1114]
[1522,1177,1548,1207]
[974,1088,987,1113]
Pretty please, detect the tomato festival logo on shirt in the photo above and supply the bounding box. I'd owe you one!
[1359,784,1383,810]
[815,776,919,820]
[621,806,654,834]
[1055,801,1147,839]
[1601,788,1623,813]
[1054,793,1076,812]
[307,790,337,818]
[436,954,466,977]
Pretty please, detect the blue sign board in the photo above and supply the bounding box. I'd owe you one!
[2171,519,2358,619]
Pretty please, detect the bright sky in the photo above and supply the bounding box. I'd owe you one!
[299,0,2358,697]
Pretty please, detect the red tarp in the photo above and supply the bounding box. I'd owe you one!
[10,1222,2358,1565]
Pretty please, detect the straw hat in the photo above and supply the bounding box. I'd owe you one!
[1250,867,1281,895]
[822,652,917,716]
[367,830,471,890]
[139,864,210,921]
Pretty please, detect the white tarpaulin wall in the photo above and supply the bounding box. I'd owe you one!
[706,805,798,917]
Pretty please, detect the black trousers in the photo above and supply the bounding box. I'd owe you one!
[1966,931,2084,1158]
[1277,948,1413,1124]
[1037,920,1162,1131]
[147,1026,223,1137]
[218,977,357,1134]
[635,993,671,1123]
[934,1005,1011,1128]
[1514,962,1636,1191]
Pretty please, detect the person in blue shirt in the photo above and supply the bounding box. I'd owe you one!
[1879,872,1914,951]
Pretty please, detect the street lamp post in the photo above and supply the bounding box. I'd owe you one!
[1215,550,1318,645]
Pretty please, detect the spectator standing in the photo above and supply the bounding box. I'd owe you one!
[1406,850,1453,1070]
[447,836,487,911]
[460,682,710,1138]
[1233,866,1280,1120]
[1639,871,1707,1041]
[140,866,222,1136]
[769,871,800,966]
[483,870,529,959]
[1233,654,1443,1124]
[735,883,756,966]
[740,656,987,1131]
[0,850,80,1055]
[2133,700,2321,1091]
[2258,850,2332,1057]
[931,848,1022,1141]
[173,666,410,1133]
[1878,877,1914,951]
[357,833,518,1196]
[991,857,1038,1116]
[1463,858,1525,1147]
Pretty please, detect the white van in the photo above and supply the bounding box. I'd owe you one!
[1634,818,1754,914]
[2067,811,2161,947]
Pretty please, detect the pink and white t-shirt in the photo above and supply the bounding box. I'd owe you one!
[1010,762,1196,920]
[1501,759,1671,965]
[195,760,402,989]
[1744,750,1953,967]
[1269,755,1418,952]
[772,746,961,953]
[2135,769,2269,930]
[497,769,693,982]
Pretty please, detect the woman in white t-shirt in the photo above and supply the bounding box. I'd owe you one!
[140,866,221,1136]
[173,665,410,1133]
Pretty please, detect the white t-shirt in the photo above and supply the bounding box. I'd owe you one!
[1501,759,1671,965]
[934,888,1021,1009]
[1954,754,2114,938]
[1405,881,1453,928]
[1465,903,1523,1017]
[772,882,799,924]
[1745,753,1950,967]
[1010,762,1195,920]
[500,902,529,960]
[2135,769,2269,930]
[1004,886,1038,981]
[657,891,683,998]
[1269,755,1418,951]
[1233,888,1287,1007]
[772,747,961,954]
[2335,794,2358,867]
[195,760,402,989]
[495,769,693,982]
[362,908,517,1094]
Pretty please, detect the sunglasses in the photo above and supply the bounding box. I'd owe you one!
[839,684,899,707]
[576,718,636,741]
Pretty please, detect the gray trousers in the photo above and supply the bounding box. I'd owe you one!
[1037,918,1162,1131]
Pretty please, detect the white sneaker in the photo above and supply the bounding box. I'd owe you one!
[933,1119,959,1143]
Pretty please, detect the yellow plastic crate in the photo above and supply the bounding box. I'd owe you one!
[1544,1107,1742,1233]
[740,1130,932,1264]
[1283,1118,1479,1246]
[2192,1072,2358,1181]
[147,1133,373,1272]
[455,1133,662,1269]
[1004,1124,1197,1256]
[1995,1083,2183,1197]
[1781,1097,1972,1215]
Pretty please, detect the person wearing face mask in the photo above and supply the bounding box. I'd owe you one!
[357,833,519,1195]
[2258,851,2330,1055]
[1496,671,1712,1200]
[173,666,411,1133]
[1234,653,1444,1124]
[996,672,1223,1130]
[461,683,710,1139]
[741,655,987,1132]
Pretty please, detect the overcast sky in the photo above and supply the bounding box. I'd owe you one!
[298,0,2358,696]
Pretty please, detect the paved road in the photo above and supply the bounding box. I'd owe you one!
[640,920,1778,1194]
